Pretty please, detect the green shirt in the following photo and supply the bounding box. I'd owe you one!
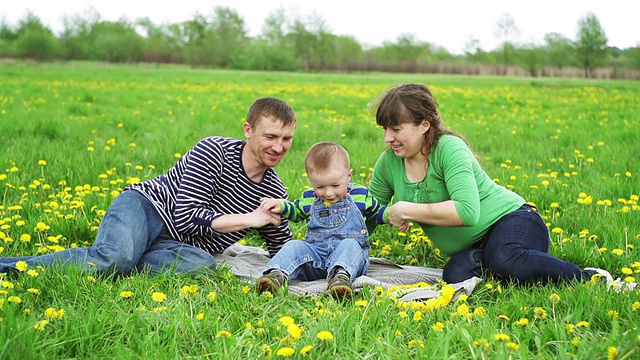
[369,135,525,255]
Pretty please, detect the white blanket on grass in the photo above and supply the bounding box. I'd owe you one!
[214,243,481,302]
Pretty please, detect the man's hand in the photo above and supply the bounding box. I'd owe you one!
[260,198,283,214]
[250,206,282,227]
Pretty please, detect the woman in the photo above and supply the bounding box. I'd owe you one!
[368,83,605,284]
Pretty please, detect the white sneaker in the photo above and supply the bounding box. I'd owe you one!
[584,267,637,292]
[608,278,638,293]
[584,267,614,283]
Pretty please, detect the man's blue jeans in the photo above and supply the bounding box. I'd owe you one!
[0,190,216,276]
[442,204,591,284]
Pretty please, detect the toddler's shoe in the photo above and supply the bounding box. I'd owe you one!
[327,274,353,300]
[256,271,285,294]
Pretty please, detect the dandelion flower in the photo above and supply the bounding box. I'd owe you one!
[317,331,334,341]
[494,333,511,341]
[16,261,28,271]
[216,330,232,338]
[120,291,133,298]
[279,316,295,326]
[196,312,204,320]
[151,291,167,302]
[287,323,302,340]
[549,293,561,303]
[276,347,295,357]
[300,345,313,356]
[34,320,49,331]
[608,346,619,360]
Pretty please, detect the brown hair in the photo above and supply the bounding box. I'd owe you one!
[304,141,350,175]
[372,83,464,158]
[246,97,297,127]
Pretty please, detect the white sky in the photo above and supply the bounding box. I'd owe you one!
[1,0,638,54]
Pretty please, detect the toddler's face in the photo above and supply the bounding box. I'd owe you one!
[309,167,353,204]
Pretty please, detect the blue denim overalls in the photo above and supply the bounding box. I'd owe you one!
[264,189,370,282]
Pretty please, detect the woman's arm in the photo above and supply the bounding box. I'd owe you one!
[387,200,463,227]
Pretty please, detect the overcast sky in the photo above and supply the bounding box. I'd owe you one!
[2,0,638,54]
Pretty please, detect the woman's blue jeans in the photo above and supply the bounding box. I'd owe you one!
[442,204,591,284]
[0,190,216,276]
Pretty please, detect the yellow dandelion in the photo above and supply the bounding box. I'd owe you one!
[196,312,205,320]
[300,345,313,356]
[287,323,302,340]
[317,331,334,341]
[608,310,619,319]
[27,288,39,294]
[506,342,520,351]
[432,322,444,331]
[549,293,561,303]
[16,261,28,271]
[8,296,21,303]
[120,291,133,298]
[566,324,575,333]
[34,320,49,331]
[207,292,216,302]
[355,300,368,307]
[576,321,589,328]
[276,347,295,357]
[494,333,511,341]
[632,301,640,311]
[242,285,250,294]
[608,346,619,360]
[216,330,232,338]
[611,249,624,256]
[474,307,486,316]
[514,318,529,326]
[279,316,295,326]
[151,291,167,302]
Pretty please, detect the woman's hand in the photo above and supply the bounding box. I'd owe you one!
[387,201,412,227]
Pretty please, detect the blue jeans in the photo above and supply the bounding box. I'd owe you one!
[0,190,216,276]
[442,204,591,284]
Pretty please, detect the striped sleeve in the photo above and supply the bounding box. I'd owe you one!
[279,189,315,222]
[350,183,388,225]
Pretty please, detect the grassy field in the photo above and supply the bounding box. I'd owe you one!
[0,61,639,359]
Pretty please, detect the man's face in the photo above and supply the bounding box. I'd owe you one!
[244,116,295,169]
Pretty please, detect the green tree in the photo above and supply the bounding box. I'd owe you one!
[59,7,100,59]
[494,13,520,75]
[543,32,574,72]
[86,20,144,62]
[136,17,184,63]
[517,42,544,76]
[209,6,248,68]
[14,12,60,60]
[575,12,608,78]
[253,7,298,71]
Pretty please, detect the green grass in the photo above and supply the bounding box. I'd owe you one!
[0,61,639,359]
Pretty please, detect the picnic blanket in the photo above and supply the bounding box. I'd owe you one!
[214,243,481,302]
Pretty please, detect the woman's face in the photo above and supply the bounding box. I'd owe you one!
[382,120,430,160]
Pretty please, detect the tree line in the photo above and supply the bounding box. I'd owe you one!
[1,6,639,79]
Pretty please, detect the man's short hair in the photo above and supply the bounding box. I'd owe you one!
[246,97,297,127]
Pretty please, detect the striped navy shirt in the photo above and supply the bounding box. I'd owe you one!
[125,136,292,256]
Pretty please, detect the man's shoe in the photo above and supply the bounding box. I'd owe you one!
[327,274,353,300]
[256,271,285,294]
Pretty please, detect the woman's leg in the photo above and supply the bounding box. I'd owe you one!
[483,205,591,283]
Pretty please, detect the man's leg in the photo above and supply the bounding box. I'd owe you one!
[1,190,163,276]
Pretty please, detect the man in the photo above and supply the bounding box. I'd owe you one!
[0,97,297,276]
